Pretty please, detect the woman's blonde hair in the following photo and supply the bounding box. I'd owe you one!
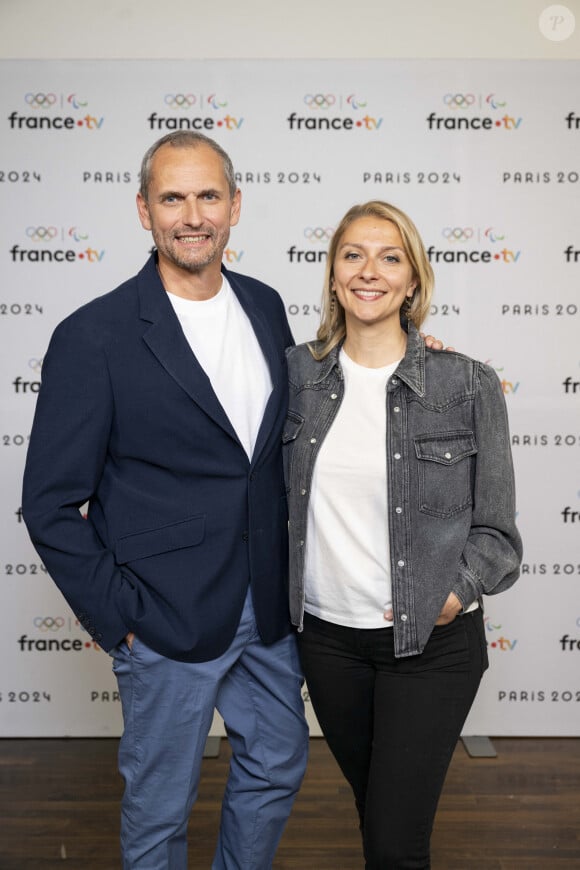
[313,200,434,359]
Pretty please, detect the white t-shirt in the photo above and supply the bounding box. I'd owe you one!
[303,349,400,628]
[167,276,272,460]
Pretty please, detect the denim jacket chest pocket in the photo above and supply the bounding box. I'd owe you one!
[414,430,477,518]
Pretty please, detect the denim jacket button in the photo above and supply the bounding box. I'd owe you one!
[330,393,338,400]
[400,613,408,622]
[310,438,317,444]
[394,452,401,460]
[395,507,403,514]
[445,451,452,459]
[300,488,307,495]
[397,559,405,567]
[393,406,400,413]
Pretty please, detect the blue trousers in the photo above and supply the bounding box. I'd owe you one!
[111,588,309,869]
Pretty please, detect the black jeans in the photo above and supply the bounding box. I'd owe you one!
[298,609,488,870]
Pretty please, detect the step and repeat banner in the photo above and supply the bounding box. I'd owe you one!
[0,60,578,737]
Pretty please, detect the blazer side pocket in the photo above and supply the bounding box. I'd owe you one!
[115,515,205,563]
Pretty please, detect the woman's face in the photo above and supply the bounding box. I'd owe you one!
[332,216,416,333]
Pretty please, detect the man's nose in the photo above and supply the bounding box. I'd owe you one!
[182,196,202,225]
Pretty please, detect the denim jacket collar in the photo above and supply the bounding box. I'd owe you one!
[311,321,426,397]
[395,322,426,398]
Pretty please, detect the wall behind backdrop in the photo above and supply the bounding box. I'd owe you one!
[0,57,579,738]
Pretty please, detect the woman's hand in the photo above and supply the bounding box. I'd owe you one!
[435,592,463,625]
[125,631,135,650]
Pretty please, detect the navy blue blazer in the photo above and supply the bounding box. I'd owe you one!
[22,256,295,662]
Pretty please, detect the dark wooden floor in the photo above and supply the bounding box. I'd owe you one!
[0,737,578,868]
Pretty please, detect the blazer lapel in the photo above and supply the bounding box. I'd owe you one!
[137,257,240,442]
[226,269,285,464]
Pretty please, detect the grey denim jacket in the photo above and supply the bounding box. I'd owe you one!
[283,323,523,658]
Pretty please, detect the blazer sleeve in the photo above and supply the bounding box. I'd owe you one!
[453,362,523,609]
[22,314,129,651]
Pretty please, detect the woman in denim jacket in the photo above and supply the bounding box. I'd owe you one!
[284,201,522,869]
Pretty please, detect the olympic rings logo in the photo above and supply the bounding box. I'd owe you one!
[304,227,334,242]
[304,94,336,110]
[443,93,476,109]
[164,93,197,109]
[25,92,57,109]
[28,357,44,373]
[26,226,58,242]
[33,617,65,631]
[442,227,474,242]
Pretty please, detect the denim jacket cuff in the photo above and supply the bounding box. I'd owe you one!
[455,558,480,610]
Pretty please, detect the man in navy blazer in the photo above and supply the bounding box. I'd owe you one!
[22,132,309,869]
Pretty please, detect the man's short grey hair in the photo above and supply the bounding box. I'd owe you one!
[139,131,237,200]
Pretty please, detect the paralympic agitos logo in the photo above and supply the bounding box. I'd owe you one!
[426,92,522,131]
[8,91,104,131]
[426,225,521,265]
[147,92,243,132]
[287,93,383,132]
[9,226,105,264]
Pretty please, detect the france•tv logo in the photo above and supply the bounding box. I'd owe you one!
[561,496,580,524]
[287,226,334,264]
[8,91,104,131]
[485,360,520,395]
[426,92,522,131]
[426,226,521,265]
[287,92,383,132]
[148,92,243,131]
[9,226,105,264]
[484,616,518,651]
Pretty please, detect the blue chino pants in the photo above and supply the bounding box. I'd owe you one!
[111,587,309,870]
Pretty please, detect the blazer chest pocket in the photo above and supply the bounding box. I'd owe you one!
[414,431,477,518]
[115,515,205,564]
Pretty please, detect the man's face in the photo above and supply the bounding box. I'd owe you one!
[136,143,241,280]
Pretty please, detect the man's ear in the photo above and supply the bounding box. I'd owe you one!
[136,192,152,231]
[229,188,242,228]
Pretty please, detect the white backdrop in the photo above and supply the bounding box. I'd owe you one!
[1,59,579,737]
